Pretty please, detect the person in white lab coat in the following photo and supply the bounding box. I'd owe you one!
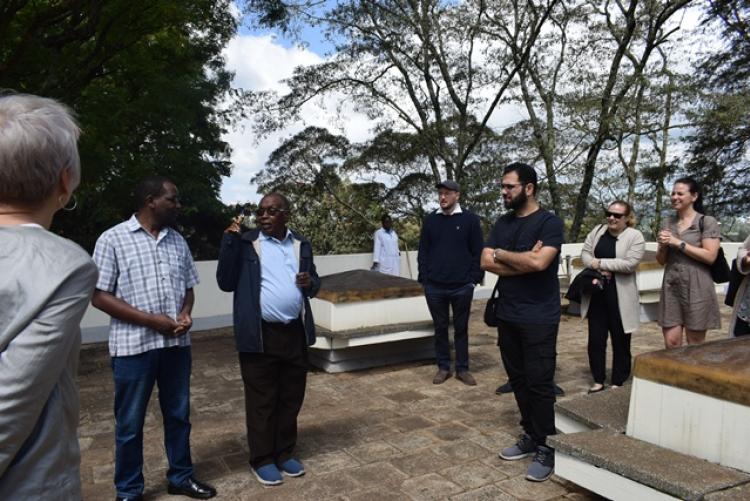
[372,214,400,276]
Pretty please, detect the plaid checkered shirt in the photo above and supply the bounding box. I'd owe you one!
[92,214,200,357]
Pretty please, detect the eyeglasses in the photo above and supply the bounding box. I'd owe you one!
[255,207,287,217]
[604,211,626,219]
[500,183,523,191]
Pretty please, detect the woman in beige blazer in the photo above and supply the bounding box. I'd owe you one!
[729,236,750,337]
[580,201,645,393]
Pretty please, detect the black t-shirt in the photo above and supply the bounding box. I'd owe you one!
[485,209,565,325]
[594,230,617,259]
[593,229,619,297]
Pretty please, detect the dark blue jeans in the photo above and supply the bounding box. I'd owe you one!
[112,346,193,497]
[424,283,475,372]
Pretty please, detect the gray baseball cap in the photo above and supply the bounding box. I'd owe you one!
[436,179,460,192]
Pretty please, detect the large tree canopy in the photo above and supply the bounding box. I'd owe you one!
[248,0,558,186]
[1,0,240,258]
[686,0,750,219]
[244,0,701,241]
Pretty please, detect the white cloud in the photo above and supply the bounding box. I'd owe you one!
[218,33,525,205]
[220,34,378,204]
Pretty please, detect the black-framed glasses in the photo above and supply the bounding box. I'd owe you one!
[604,211,625,219]
[255,207,287,217]
[500,183,523,191]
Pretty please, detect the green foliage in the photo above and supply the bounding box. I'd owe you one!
[247,0,557,190]
[253,122,517,252]
[687,1,750,219]
[1,1,239,258]
[244,0,702,243]
[253,126,381,253]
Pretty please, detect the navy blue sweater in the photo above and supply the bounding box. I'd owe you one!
[417,208,484,288]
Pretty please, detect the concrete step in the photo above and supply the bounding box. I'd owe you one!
[555,384,631,434]
[549,429,750,501]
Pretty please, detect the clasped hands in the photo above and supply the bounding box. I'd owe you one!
[151,312,192,337]
[657,229,679,248]
[589,258,613,279]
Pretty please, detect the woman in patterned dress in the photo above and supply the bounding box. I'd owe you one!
[656,177,722,348]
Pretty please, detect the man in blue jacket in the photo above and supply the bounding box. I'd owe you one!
[418,180,484,386]
[216,192,320,486]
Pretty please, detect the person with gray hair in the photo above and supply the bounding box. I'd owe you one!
[0,93,98,498]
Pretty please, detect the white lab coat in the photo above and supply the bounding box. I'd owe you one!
[373,228,400,276]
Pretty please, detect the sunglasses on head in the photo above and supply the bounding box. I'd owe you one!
[604,210,625,219]
[255,207,286,217]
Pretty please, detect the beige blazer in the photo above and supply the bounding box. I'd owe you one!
[729,236,750,337]
[580,225,645,333]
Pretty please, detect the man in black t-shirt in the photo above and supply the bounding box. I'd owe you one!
[481,163,564,483]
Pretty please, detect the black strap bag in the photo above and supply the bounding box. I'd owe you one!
[725,258,743,307]
[484,281,501,327]
[711,247,731,283]
[699,216,730,283]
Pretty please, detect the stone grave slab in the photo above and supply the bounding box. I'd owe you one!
[309,270,434,372]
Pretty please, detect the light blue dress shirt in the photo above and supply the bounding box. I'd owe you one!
[260,231,303,323]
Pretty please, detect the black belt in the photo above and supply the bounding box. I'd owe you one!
[261,318,302,329]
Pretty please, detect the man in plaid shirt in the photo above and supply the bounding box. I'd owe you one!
[92,176,216,501]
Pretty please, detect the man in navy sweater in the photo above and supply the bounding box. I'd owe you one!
[418,180,484,385]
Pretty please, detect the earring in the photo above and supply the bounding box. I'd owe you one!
[60,195,77,211]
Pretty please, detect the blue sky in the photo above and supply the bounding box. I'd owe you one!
[219,2,707,205]
[237,23,334,57]
[217,4,358,204]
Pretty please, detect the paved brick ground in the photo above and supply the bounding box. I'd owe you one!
[78,299,731,500]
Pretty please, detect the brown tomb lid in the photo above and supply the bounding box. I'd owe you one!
[633,337,750,407]
[316,269,424,303]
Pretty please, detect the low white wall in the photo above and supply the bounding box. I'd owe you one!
[81,261,235,344]
[81,242,742,344]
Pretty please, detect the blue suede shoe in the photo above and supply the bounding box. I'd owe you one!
[277,458,305,477]
[251,464,283,486]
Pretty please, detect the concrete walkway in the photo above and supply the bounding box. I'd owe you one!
[79,300,731,500]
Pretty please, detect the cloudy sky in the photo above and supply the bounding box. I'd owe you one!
[218,5,705,205]
[217,27,526,205]
[219,29,382,204]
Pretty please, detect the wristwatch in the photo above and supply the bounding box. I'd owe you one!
[679,241,686,252]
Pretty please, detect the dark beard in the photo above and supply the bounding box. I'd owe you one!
[504,190,527,211]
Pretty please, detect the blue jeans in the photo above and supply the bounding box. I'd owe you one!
[424,283,475,372]
[112,346,193,497]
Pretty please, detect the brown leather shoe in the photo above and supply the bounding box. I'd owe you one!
[456,371,477,386]
[433,369,452,384]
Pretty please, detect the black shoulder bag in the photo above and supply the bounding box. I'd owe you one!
[725,258,743,307]
[564,225,608,304]
[699,216,730,284]
[483,280,502,327]
[483,215,537,327]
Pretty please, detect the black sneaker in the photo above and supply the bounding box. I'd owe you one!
[525,445,554,482]
[498,433,536,460]
[495,380,513,394]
